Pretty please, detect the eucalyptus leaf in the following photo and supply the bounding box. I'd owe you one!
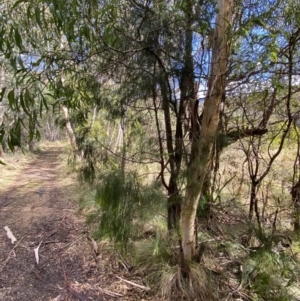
[7,90,15,109]
[14,28,22,49]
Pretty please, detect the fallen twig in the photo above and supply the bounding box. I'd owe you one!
[115,250,131,272]
[99,287,123,297]
[87,235,99,256]
[0,236,24,271]
[116,276,150,291]
[4,226,17,244]
[31,270,45,283]
[49,216,67,237]
[61,259,90,301]
[61,258,70,286]
[67,286,90,301]
[43,240,61,244]
[34,240,43,265]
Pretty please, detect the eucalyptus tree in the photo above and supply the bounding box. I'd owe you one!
[0,1,50,152]
[2,0,300,275]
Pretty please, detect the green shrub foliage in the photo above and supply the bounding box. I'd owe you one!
[88,170,165,251]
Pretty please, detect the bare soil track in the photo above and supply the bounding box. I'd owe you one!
[0,144,153,301]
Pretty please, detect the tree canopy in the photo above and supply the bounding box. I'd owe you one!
[1,0,300,299]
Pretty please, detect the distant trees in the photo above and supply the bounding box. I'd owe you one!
[1,0,300,285]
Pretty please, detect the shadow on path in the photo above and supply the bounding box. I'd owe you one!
[0,145,101,301]
[0,144,155,301]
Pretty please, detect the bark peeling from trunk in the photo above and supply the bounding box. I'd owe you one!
[180,0,233,262]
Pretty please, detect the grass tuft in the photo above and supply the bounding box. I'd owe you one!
[133,236,214,300]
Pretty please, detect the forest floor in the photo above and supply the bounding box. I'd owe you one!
[0,143,155,301]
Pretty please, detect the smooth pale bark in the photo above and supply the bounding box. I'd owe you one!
[59,34,80,160]
[0,64,5,156]
[61,105,79,159]
[113,123,123,153]
[120,114,126,173]
[0,105,4,156]
[89,105,97,129]
[180,0,233,261]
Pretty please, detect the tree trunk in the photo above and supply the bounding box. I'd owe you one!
[291,179,300,231]
[166,0,196,231]
[180,0,233,262]
[167,179,181,230]
[29,140,35,152]
[59,33,80,160]
[120,112,126,173]
[113,123,123,153]
[160,76,181,230]
[0,106,4,156]
[89,105,97,130]
[61,105,79,160]
[0,63,5,156]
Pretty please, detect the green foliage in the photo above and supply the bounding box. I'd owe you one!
[265,121,297,149]
[84,170,166,251]
[197,189,210,219]
[77,138,114,183]
[2,0,300,299]
[243,250,298,301]
[133,233,174,275]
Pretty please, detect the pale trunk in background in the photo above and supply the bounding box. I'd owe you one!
[113,123,123,153]
[0,63,5,156]
[180,0,233,262]
[61,105,79,159]
[60,34,79,160]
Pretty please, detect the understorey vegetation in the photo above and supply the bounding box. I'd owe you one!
[1,0,300,299]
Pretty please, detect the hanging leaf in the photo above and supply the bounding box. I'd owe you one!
[35,6,42,29]
[35,129,41,141]
[17,55,25,69]
[26,4,32,20]
[39,97,43,118]
[19,92,31,116]
[7,90,15,109]
[252,18,266,28]
[15,122,21,144]
[14,28,23,50]
[0,87,6,102]
[10,57,17,70]
[11,0,27,10]
[7,136,13,152]
[41,94,49,111]
[28,117,34,142]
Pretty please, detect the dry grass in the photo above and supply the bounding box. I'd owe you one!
[0,141,75,194]
[0,150,34,191]
[159,264,213,301]
[131,232,217,301]
[216,139,297,232]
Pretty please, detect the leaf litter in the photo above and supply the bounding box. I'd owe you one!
[0,144,159,301]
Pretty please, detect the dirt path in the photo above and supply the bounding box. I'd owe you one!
[0,144,151,301]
